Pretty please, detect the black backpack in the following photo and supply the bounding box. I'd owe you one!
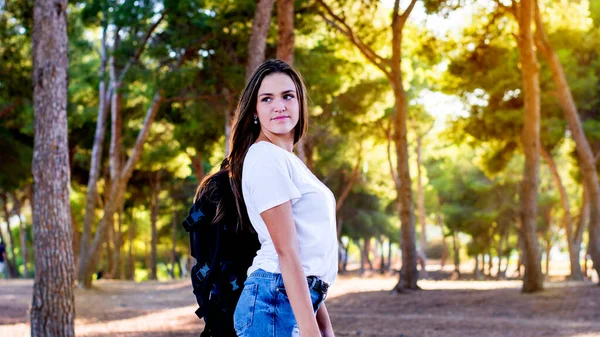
[182,169,260,337]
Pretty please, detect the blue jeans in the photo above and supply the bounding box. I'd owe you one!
[233,269,328,337]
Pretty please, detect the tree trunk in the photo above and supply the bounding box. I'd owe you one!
[416,137,427,254]
[516,230,525,277]
[80,24,111,276]
[390,1,419,289]
[105,212,114,278]
[223,88,234,156]
[379,238,386,274]
[245,0,276,81]
[105,47,123,280]
[474,255,481,279]
[545,236,551,277]
[575,184,589,279]
[342,240,349,272]
[170,208,177,279]
[496,233,504,279]
[126,208,136,281]
[316,0,419,289]
[276,0,294,64]
[438,213,447,269]
[452,231,460,276]
[110,206,123,279]
[386,239,393,271]
[364,237,373,270]
[357,239,365,275]
[149,171,161,280]
[30,0,75,334]
[0,226,14,278]
[540,146,581,279]
[11,192,29,278]
[515,0,544,293]
[488,251,494,277]
[190,152,205,183]
[534,2,600,284]
[1,194,18,277]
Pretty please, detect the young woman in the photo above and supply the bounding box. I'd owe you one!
[228,59,337,337]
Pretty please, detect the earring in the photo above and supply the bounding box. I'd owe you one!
[254,116,258,124]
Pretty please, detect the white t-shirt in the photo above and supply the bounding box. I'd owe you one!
[242,141,338,285]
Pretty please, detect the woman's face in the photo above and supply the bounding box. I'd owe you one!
[255,73,300,140]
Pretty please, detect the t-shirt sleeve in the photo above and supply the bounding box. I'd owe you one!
[244,155,302,214]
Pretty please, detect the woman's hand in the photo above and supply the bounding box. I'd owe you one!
[316,302,335,337]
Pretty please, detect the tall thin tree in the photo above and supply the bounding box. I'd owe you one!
[30,0,75,335]
[245,0,276,81]
[317,0,420,290]
[533,1,600,282]
[514,0,544,292]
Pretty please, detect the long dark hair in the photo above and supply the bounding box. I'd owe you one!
[227,59,309,230]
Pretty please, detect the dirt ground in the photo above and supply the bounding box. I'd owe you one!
[1,271,600,337]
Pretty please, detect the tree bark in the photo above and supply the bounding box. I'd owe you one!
[416,136,427,255]
[0,223,15,278]
[474,254,481,279]
[126,208,136,281]
[540,145,581,279]
[170,208,177,279]
[534,2,600,283]
[105,210,114,278]
[246,0,276,81]
[223,88,234,156]
[190,152,205,183]
[452,231,460,276]
[358,239,365,275]
[149,171,161,280]
[276,0,294,64]
[575,184,589,277]
[80,24,111,275]
[390,0,419,290]
[515,0,544,293]
[110,206,123,279]
[1,194,18,277]
[11,191,29,277]
[438,212,447,269]
[31,0,75,334]
[364,237,373,270]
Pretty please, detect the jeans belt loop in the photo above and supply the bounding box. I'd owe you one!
[307,275,318,290]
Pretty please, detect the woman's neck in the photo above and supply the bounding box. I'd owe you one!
[255,132,294,152]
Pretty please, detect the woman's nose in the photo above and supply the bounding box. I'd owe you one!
[273,98,286,111]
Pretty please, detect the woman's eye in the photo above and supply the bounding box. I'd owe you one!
[284,94,295,100]
[261,97,272,102]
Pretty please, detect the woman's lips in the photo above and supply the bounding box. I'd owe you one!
[272,116,289,120]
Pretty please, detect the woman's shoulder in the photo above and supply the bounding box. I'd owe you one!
[244,141,292,168]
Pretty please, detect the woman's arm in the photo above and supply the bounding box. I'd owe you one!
[260,201,320,337]
[316,302,335,337]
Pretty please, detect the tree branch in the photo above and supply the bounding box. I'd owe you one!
[316,0,390,77]
[117,11,166,84]
[336,143,363,212]
[398,0,418,29]
[0,100,20,120]
[120,91,164,182]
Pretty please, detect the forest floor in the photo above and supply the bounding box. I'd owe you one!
[1,263,600,337]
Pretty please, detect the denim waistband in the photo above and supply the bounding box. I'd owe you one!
[248,269,329,294]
